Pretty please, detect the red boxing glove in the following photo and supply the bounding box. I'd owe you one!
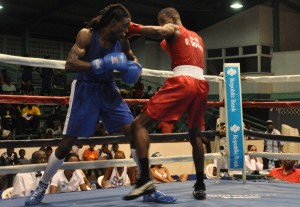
[127,22,143,39]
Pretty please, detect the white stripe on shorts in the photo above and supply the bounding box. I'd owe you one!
[62,79,77,135]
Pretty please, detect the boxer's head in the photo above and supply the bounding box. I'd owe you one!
[86,4,131,40]
[157,7,181,26]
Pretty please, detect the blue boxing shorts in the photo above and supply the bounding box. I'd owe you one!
[63,80,133,137]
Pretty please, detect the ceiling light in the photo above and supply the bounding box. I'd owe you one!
[0,5,3,10]
[230,1,243,9]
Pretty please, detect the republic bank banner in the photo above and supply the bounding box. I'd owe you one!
[224,63,244,169]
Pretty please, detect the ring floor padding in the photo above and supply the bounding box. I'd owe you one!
[1,180,299,207]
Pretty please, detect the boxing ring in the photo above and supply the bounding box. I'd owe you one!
[1,54,300,206]
[1,180,300,207]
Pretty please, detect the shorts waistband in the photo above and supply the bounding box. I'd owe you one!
[173,65,205,80]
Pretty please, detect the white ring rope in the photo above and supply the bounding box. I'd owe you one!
[0,153,222,174]
[2,53,300,82]
[242,75,300,83]
[248,152,300,160]
[0,53,229,83]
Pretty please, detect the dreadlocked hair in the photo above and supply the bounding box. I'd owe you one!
[85,4,131,30]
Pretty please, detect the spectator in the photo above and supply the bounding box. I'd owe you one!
[111,143,120,159]
[71,144,83,155]
[46,106,65,136]
[245,122,255,140]
[132,78,144,98]
[98,143,112,176]
[1,147,20,188]
[20,54,33,90]
[98,143,112,160]
[263,120,283,169]
[217,123,228,170]
[1,77,17,94]
[82,144,100,179]
[18,149,30,165]
[20,79,35,95]
[150,152,188,183]
[36,55,54,96]
[245,145,263,172]
[269,159,300,183]
[45,146,53,162]
[50,153,87,193]
[0,114,12,140]
[0,104,23,135]
[1,147,19,166]
[143,85,154,99]
[21,104,41,134]
[101,151,132,188]
[12,150,48,197]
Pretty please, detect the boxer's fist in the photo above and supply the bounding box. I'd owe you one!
[121,61,142,84]
[91,52,127,74]
[126,22,143,39]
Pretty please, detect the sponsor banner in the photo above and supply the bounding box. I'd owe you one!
[224,63,244,169]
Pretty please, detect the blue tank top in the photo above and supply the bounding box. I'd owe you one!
[75,30,122,82]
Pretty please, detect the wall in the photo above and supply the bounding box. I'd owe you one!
[199,6,262,49]
[271,50,300,93]
[280,9,300,51]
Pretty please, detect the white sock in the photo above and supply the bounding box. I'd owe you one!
[41,152,64,184]
[131,148,141,176]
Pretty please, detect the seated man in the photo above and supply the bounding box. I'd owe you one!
[150,152,188,183]
[12,150,48,197]
[21,104,41,134]
[269,159,300,183]
[101,151,131,188]
[50,153,87,193]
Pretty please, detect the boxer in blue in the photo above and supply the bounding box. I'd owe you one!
[25,4,175,206]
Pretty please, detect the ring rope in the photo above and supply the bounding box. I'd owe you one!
[3,53,300,83]
[0,153,222,174]
[244,130,300,143]
[3,95,300,108]
[1,130,300,149]
[0,131,218,148]
[0,54,221,82]
[248,152,300,160]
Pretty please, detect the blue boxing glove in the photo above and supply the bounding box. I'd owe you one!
[121,61,142,84]
[91,52,127,74]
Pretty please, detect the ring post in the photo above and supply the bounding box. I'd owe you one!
[224,63,245,183]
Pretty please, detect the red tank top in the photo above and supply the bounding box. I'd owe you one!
[160,25,205,70]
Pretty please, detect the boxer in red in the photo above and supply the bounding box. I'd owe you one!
[124,7,209,201]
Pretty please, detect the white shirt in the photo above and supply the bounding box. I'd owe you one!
[264,128,283,153]
[2,83,16,93]
[244,155,263,171]
[105,167,130,188]
[51,169,85,193]
[12,171,49,197]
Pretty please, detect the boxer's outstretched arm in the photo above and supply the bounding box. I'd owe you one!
[141,23,179,39]
[65,28,92,72]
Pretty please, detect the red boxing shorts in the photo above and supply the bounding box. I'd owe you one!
[145,75,209,130]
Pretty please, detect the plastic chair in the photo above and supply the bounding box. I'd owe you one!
[1,187,13,199]
[205,164,217,179]
[97,175,104,188]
